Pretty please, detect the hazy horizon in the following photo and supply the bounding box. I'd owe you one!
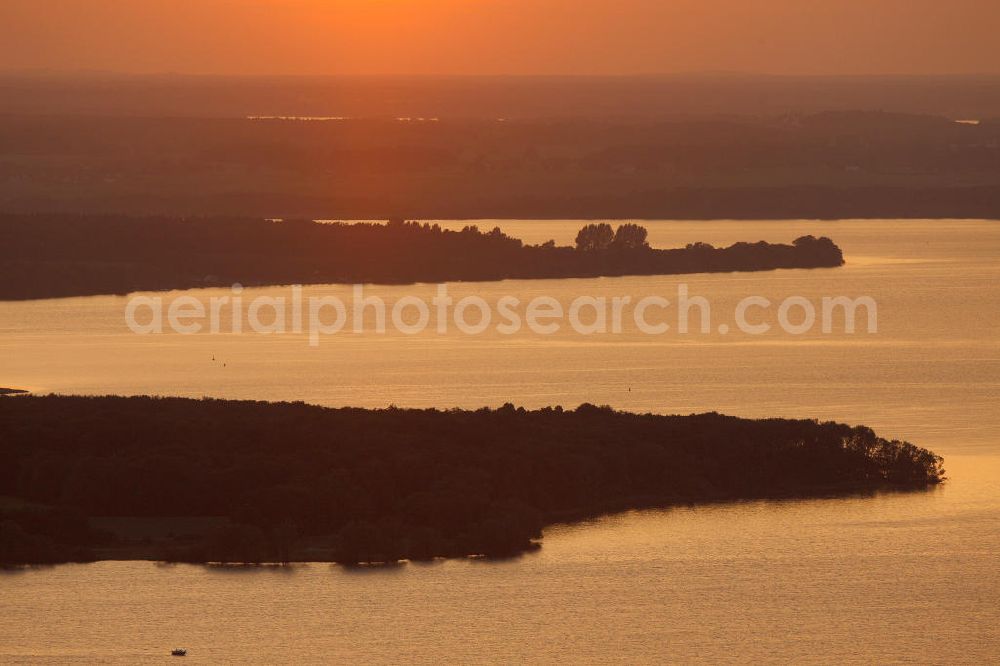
[6,71,1000,80]
[3,0,1000,77]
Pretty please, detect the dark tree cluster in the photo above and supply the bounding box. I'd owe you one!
[0,214,843,300]
[0,504,109,565]
[575,222,649,252]
[0,395,942,565]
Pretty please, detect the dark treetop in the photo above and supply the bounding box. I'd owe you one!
[0,395,942,565]
[0,215,843,300]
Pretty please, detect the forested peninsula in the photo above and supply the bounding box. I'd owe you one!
[0,215,844,300]
[0,395,943,566]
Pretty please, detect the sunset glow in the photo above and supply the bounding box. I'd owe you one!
[2,0,999,75]
[2,2,1000,663]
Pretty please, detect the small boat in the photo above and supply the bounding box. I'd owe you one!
[171,648,187,657]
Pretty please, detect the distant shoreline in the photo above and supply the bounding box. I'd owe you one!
[0,215,844,301]
[0,388,28,395]
[64,480,933,565]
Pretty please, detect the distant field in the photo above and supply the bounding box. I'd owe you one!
[1,110,998,219]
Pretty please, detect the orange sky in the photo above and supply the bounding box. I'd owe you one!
[1,0,999,76]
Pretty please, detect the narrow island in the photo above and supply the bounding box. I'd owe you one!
[0,395,943,566]
[0,388,28,396]
[0,215,844,300]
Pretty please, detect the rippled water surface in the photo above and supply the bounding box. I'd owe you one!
[2,219,999,663]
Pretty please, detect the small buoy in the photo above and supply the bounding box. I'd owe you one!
[171,648,187,657]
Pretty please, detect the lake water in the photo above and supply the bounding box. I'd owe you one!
[2,219,999,663]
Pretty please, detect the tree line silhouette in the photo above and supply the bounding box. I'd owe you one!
[0,395,943,566]
[0,214,843,300]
